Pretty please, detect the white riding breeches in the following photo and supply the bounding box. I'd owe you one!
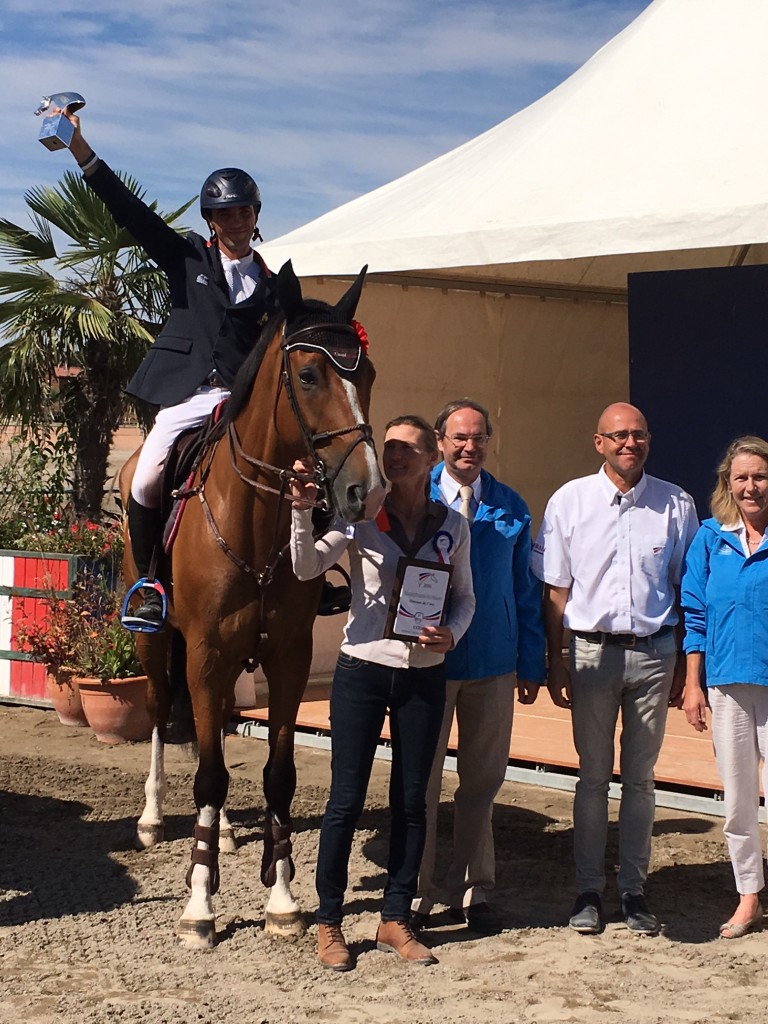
[130,386,229,508]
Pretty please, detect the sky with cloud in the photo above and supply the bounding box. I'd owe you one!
[2,0,650,243]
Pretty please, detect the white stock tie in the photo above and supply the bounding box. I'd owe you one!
[458,484,474,523]
[230,264,247,304]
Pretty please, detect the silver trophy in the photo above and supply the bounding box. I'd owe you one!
[34,92,85,151]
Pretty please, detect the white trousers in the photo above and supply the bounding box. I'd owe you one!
[130,386,229,507]
[709,684,768,895]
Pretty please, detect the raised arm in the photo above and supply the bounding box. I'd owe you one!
[53,105,188,269]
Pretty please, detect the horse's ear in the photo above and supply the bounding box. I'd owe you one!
[334,265,368,322]
[277,260,304,323]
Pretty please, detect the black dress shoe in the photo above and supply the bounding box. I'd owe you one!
[568,891,603,934]
[410,911,431,932]
[447,904,503,933]
[621,893,659,935]
[466,903,503,934]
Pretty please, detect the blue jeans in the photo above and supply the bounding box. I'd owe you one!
[570,630,677,896]
[316,652,446,924]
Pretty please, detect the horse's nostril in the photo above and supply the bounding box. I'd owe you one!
[346,484,365,512]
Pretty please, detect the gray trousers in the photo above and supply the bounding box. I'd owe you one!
[570,631,677,896]
[412,673,515,914]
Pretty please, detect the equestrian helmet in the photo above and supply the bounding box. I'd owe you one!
[200,168,261,217]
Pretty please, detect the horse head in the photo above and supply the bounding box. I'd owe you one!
[277,261,385,522]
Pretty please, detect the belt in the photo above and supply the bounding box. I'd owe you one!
[206,370,227,388]
[572,625,674,648]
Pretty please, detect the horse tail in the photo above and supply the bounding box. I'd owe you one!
[165,629,197,747]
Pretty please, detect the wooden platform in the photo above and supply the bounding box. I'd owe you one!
[238,682,723,796]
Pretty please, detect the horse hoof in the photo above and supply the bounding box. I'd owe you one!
[176,918,216,950]
[219,828,238,855]
[265,910,306,937]
[136,823,164,849]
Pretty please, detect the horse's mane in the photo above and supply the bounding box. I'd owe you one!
[215,297,365,438]
[218,308,286,431]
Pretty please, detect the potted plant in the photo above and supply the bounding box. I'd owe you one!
[15,611,86,727]
[17,565,152,743]
[65,569,152,745]
[0,436,125,706]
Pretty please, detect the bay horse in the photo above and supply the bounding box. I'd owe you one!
[119,261,385,949]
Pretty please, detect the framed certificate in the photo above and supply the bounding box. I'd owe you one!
[385,557,453,642]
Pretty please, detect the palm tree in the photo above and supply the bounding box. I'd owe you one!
[0,169,193,517]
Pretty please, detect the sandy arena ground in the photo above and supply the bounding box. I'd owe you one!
[1,702,767,1024]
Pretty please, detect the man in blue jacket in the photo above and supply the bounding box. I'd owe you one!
[411,399,546,933]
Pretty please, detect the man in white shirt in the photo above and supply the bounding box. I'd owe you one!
[531,402,698,936]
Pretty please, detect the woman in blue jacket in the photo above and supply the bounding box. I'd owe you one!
[681,435,768,938]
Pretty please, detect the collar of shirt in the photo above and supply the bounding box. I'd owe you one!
[219,250,261,303]
[532,468,696,636]
[383,499,448,557]
[598,464,647,506]
[722,519,764,557]
[439,467,482,509]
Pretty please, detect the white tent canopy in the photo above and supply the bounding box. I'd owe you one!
[262,0,768,293]
[260,0,768,523]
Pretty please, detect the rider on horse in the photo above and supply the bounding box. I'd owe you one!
[56,105,277,630]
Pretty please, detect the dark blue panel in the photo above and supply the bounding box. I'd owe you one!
[628,263,768,517]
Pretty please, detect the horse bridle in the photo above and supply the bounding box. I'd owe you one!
[280,321,374,510]
[193,319,374,587]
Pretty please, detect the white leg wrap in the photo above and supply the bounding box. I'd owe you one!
[181,804,217,925]
[137,728,167,847]
[219,806,237,854]
[266,857,300,916]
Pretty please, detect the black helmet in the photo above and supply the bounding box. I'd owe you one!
[200,168,261,217]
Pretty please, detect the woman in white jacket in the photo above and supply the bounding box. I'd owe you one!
[290,414,475,972]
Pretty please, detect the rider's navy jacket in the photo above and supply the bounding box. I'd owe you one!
[85,160,277,408]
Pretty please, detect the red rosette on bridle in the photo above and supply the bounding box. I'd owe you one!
[351,319,369,355]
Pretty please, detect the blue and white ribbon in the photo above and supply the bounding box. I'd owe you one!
[432,530,453,565]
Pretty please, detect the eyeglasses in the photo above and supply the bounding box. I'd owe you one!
[443,433,490,448]
[598,430,650,443]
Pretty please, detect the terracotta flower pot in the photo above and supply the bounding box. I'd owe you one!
[45,667,88,727]
[76,675,153,744]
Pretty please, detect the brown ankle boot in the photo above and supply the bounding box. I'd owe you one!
[317,923,352,971]
[375,919,438,965]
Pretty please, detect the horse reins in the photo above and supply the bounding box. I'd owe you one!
[192,319,373,589]
[280,321,374,505]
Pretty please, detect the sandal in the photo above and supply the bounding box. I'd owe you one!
[719,908,763,939]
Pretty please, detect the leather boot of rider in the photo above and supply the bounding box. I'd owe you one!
[125,496,165,627]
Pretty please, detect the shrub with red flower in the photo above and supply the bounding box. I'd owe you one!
[15,606,75,670]
[15,565,141,680]
[14,512,124,560]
